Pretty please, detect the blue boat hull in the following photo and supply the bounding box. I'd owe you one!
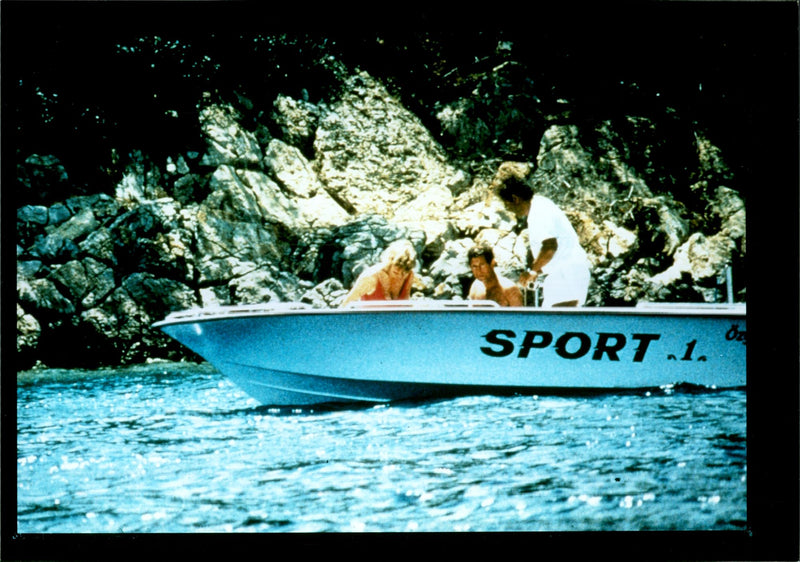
[154,301,747,406]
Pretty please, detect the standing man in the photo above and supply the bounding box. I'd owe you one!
[495,175,591,307]
[467,245,523,306]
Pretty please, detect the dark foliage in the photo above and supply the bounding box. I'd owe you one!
[4,3,796,209]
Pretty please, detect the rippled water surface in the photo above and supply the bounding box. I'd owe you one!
[17,362,746,533]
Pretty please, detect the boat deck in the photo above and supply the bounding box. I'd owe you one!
[154,300,746,326]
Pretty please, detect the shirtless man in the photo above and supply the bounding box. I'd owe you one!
[467,246,523,307]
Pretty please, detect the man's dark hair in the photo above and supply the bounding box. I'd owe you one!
[496,176,534,203]
[467,245,494,265]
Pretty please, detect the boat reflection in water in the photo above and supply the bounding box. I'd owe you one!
[153,300,746,407]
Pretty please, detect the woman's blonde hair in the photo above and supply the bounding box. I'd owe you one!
[380,240,417,272]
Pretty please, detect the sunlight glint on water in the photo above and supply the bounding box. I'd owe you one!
[17,362,746,533]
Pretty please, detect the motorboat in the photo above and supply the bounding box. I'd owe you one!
[153,299,746,407]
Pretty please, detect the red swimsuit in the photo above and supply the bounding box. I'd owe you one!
[361,274,413,301]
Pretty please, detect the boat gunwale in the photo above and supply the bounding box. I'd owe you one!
[152,300,747,328]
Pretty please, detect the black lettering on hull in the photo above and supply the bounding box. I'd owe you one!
[593,333,626,361]
[518,331,552,358]
[555,332,592,359]
[480,330,662,362]
[480,330,516,357]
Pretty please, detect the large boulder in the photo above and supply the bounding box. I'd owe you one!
[263,138,351,227]
[313,72,469,218]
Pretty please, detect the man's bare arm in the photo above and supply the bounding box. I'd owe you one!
[520,237,558,285]
[506,286,523,306]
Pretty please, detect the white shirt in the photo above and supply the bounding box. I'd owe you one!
[527,195,587,274]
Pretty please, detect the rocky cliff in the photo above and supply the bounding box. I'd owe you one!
[14,25,752,370]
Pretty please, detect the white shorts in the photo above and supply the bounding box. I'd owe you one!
[541,260,591,307]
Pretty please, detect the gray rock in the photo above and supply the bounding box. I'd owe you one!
[263,138,351,227]
[17,205,50,246]
[67,193,120,221]
[228,265,309,304]
[18,259,44,279]
[80,259,117,310]
[29,234,80,262]
[199,104,263,167]
[205,165,309,229]
[115,151,168,207]
[51,208,99,242]
[79,227,116,264]
[17,303,41,357]
[50,260,89,303]
[301,278,347,308]
[18,205,50,225]
[17,275,75,316]
[172,173,207,204]
[313,72,467,219]
[50,257,116,309]
[428,238,474,298]
[47,203,72,227]
[272,93,321,149]
[120,272,196,316]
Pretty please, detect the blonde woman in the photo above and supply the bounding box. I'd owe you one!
[341,240,417,305]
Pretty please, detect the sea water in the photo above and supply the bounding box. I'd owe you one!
[16,362,746,534]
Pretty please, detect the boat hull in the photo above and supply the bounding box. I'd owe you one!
[154,302,747,406]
